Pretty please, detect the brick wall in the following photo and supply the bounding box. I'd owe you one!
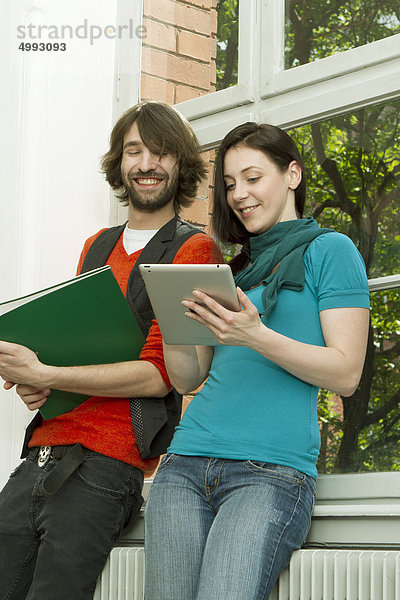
[141,0,217,231]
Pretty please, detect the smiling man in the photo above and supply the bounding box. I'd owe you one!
[121,121,180,213]
[0,101,223,600]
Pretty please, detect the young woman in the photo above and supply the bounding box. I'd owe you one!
[144,123,370,600]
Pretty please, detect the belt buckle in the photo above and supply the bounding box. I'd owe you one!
[38,446,52,468]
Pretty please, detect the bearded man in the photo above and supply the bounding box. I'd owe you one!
[0,101,223,600]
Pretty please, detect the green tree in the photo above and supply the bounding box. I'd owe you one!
[287,0,400,473]
[285,0,400,68]
[216,0,239,91]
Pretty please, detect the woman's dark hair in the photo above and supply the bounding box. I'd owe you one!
[101,101,207,213]
[212,122,306,246]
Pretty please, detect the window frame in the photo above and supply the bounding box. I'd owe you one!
[307,471,400,548]
[174,0,400,149]
[260,1,400,99]
[175,0,258,121]
[109,0,143,226]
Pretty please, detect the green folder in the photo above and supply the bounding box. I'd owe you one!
[0,266,145,419]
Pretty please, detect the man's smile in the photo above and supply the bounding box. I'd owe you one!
[133,177,165,187]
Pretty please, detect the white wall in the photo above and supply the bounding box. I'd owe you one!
[0,0,128,487]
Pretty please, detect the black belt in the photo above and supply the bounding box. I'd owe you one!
[31,444,85,496]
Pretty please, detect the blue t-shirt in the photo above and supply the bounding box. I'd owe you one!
[169,232,370,479]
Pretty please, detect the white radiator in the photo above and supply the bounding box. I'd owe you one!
[93,547,144,600]
[269,550,400,600]
[94,548,400,600]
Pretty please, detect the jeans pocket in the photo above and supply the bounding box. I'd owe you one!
[76,455,141,499]
[244,460,304,485]
[156,453,179,472]
[122,488,144,532]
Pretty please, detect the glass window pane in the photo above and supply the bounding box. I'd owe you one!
[216,0,239,90]
[290,99,400,473]
[290,99,400,279]
[285,0,400,69]
[317,289,400,474]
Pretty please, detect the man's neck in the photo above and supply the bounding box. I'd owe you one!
[127,202,176,230]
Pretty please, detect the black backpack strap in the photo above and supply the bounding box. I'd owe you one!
[80,223,126,274]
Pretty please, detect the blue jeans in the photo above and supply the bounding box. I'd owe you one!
[0,446,144,600]
[144,454,316,600]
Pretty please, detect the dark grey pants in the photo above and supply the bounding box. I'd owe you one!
[0,447,144,600]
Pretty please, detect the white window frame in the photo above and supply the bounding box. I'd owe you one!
[174,0,400,148]
[109,0,143,226]
[260,1,400,98]
[176,0,258,122]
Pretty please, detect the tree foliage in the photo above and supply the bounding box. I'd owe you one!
[285,0,400,67]
[286,0,400,473]
[216,0,400,473]
[216,0,239,91]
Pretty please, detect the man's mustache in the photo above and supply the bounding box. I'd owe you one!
[128,171,168,181]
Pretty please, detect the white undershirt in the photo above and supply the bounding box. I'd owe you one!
[123,224,159,255]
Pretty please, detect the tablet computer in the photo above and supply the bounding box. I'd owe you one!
[139,263,240,345]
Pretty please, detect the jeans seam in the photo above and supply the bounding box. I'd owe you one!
[127,469,144,504]
[113,499,126,541]
[30,469,46,534]
[5,540,39,600]
[204,459,224,496]
[260,479,303,599]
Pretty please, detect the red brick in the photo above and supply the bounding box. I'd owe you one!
[210,34,217,60]
[196,175,210,199]
[144,0,212,36]
[142,47,211,88]
[209,59,216,85]
[181,197,209,224]
[206,193,214,216]
[175,85,208,104]
[182,0,213,10]
[210,7,217,34]
[140,74,175,104]
[204,151,215,181]
[178,30,211,62]
[143,18,177,52]
[204,212,214,236]
[208,163,215,187]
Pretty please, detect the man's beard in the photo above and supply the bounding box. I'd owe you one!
[123,168,179,212]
